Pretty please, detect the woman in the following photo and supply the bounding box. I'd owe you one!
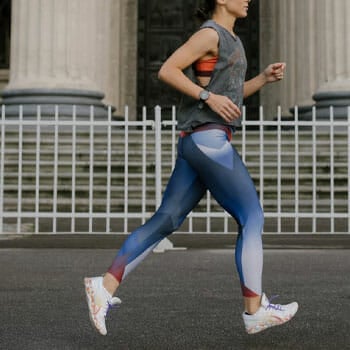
[84,0,298,336]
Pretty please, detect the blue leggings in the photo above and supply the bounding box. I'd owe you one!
[108,128,264,297]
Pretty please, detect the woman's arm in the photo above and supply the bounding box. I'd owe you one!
[158,29,242,122]
[158,28,218,100]
[244,63,286,98]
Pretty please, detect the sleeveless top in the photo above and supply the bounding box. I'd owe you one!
[177,20,247,131]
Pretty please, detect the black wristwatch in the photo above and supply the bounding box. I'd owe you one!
[199,89,210,109]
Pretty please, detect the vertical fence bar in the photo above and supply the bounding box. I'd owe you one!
[52,106,59,233]
[188,213,193,233]
[154,106,162,209]
[277,106,282,233]
[223,102,229,233]
[329,106,335,233]
[224,104,229,232]
[312,106,317,233]
[34,106,41,233]
[348,106,350,233]
[186,109,193,231]
[89,106,95,233]
[141,107,147,224]
[106,106,112,233]
[0,105,5,233]
[17,106,23,233]
[124,106,129,233]
[71,106,77,233]
[259,106,264,212]
[223,212,228,234]
[241,105,246,163]
[206,191,211,233]
[294,106,299,233]
[171,106,177,169]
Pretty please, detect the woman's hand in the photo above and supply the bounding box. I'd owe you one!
[263,62,286,83]
[206,93,241,122]
[244,62,286,98]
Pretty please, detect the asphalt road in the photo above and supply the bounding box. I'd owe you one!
[0,248,349,350]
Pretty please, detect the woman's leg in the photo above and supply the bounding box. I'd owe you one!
[182,129,264,313]
[84,140,206,335]
[104,147,206,295]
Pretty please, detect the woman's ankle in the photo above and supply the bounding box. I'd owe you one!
[103,272,120,296]
[244,295,262,315]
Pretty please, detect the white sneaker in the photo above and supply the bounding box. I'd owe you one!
[84,276,121,335]
[242,293,298,334]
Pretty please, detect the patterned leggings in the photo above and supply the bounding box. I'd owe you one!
[107,127,264,297]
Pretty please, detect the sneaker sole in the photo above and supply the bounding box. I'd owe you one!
[84,278,107,336]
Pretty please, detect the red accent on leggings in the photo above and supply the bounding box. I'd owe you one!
[241,284,260,298]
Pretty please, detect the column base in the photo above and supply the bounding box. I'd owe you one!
[291,91,350,120]
[1,88,115,118]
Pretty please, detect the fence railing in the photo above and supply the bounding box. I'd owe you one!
[0,104,349,234]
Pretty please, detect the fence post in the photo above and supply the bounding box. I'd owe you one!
[17,106,23,233]
[348,107,350,233]
[124,106,129,233]
[0,105,5,233]
[153,105,175,253]
[154,106,162,208]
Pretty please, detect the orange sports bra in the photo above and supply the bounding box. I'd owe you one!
[194,56,218,77]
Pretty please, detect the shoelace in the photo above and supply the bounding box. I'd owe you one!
[105,299,121,318]
[266,295,284,311]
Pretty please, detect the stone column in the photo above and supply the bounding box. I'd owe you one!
[260,0,350,119]
[1,0,138,118]
[260,0,319,118]
[107,0,138,118]
[312,0,350,118]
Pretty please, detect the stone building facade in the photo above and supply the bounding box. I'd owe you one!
[0,0,349,119]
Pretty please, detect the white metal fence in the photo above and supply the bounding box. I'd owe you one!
[0,104,349,234]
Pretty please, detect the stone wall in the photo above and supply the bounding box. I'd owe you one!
[1,0,350,120]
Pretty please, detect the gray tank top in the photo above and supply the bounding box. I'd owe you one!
[177,20,247,131]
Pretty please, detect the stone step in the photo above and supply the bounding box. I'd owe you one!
[3,198,347,214]
[1,128,349,216]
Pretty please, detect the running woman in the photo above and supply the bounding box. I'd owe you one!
[84,0,298,336]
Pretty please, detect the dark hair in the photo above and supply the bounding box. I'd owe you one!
[195,0,216,22]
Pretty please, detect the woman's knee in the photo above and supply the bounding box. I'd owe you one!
[151,210,184,237]
[241,205,264,235]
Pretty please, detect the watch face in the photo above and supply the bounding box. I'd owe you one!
[200,90,210,101]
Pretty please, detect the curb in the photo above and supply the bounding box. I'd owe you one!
[0,233,349,249]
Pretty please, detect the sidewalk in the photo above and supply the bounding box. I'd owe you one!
[0,248,349,349]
